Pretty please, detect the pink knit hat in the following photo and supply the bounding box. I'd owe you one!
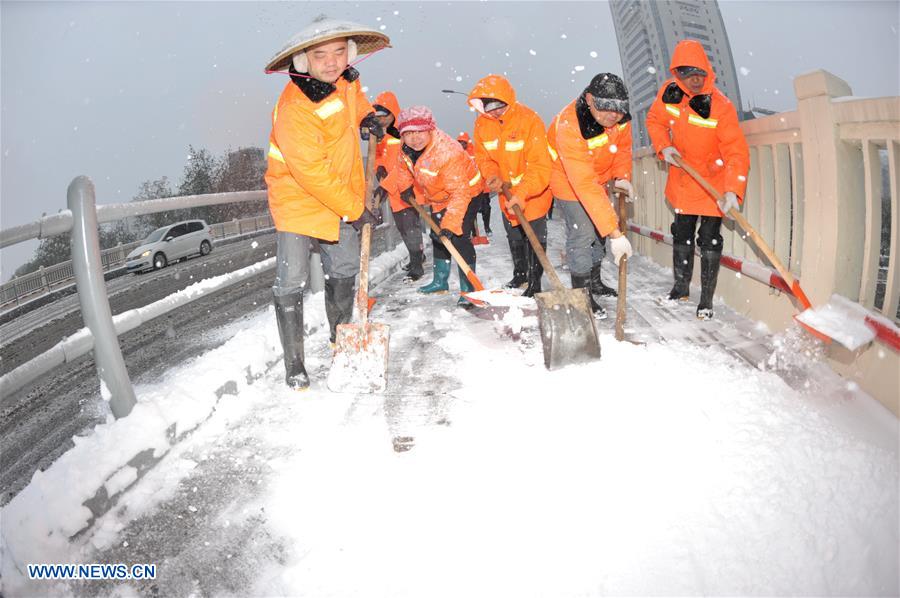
[397,105,436,134]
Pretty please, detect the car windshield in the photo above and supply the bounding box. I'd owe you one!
[144,227,168,243]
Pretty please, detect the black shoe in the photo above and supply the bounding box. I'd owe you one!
[324,276,356,344]
[273,292,310,390]
[668,244,694,301]
[696,249,721,320]
[522,242,544,298]
[505,242,528,289]
[505,272,528,289]
[590,263,617,297]
[571,272,606,317]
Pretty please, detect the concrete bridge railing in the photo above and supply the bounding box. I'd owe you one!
[627,69,900,416]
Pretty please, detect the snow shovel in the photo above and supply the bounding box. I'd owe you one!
[327,138,390,393]
[404,198,487,297]
[504,189,601,369]
[672,155,836,345]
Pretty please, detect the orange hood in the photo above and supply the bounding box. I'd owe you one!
[467,74,517,115]
[374,90,401,119]
[669,40,716,96]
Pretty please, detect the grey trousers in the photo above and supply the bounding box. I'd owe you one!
[557,199,607,276]
[272,224,360,297]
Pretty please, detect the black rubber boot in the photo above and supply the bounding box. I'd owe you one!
[404,249,425,282]
[505,242,528,289]
[667,244,695,301]
[590,262,617,297]
[696,249,722,320]
[273,292,310,390]
[571,272,607,319]
[325,276,356,344]
[522,242,544,298]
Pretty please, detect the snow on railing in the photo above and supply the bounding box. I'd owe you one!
[628,70,899,413]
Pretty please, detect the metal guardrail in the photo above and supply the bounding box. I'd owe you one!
[1,214,274,311]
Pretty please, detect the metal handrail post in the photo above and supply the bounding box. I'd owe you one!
[68,176,137,418]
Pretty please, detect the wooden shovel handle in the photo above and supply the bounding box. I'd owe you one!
[356,137,379,326]
[502,187,566,291]
[406,198,484,292]
[613,186,628,341]
[672,154,813,310]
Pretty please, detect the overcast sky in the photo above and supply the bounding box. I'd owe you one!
[2,0,898,277]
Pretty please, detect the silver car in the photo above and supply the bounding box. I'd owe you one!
[126,220,213,273]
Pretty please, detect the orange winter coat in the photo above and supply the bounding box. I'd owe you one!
[468,75,552,225]
[646,40,750,217]
[265,73,373,241]
[373,91,423,213]
[548,97,632,237]
[390,128,481,235]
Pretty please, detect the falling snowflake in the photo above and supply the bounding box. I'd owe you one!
[647,66,656,74]
[740,67,750,76]
[435,61,442,67]
[380,25,386,31]
[561,33,568,39]
[574,65,585,71]
[393,10,399,15]
[715,158,724,166]
[590,51,598,58]
[529,49,537,56]
[609,144,618,154]
[738,175,747,182]
[455,76,462,82]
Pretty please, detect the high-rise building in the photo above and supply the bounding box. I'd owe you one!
[609,0,745,147]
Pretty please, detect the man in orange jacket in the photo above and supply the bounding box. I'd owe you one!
[372,91,426,282]
[548,73,635,317]
[457,131,493,237]
[646,39,749,319]
[389,106,483,306]
[468,75,552,297]
[264,18,386,389]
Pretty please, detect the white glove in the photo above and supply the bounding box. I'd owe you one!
[717,191,739,218]
[609,235,633,266]
[661,146,681,167]
[613,178,635,202]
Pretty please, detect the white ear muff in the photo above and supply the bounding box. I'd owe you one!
[292,51,308,73]
[347,38,358,63]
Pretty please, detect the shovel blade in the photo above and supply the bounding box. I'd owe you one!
[534,287,601,370]
[327,322,390,393]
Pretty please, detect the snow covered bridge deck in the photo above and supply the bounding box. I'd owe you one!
[2,213,897,597]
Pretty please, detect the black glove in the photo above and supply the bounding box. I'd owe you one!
[375,165,388,182]
[399,185,416,206]
[371,203,384,226]
[350,208,379,231]
[439,227,454,239]
[373,185,388,206]
[360,112,385,141]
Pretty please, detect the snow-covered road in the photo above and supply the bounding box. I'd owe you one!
[2,213,897,597]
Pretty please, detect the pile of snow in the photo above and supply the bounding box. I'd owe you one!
[1,222,897,596]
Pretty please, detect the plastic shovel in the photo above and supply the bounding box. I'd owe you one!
[327,138,390,393]
[504,189,601,369]
[672,154,836,345]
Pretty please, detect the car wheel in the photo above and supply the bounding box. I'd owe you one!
[153,253,168,270]
[200,240,212,256]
